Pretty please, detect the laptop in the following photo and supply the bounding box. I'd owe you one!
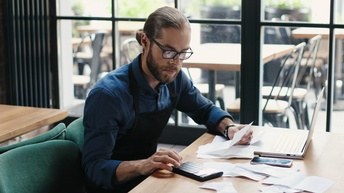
[254,87,325,159]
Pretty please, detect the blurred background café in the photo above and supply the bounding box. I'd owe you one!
[1,0,344,145]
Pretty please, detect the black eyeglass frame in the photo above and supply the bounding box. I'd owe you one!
[151,39,193,60]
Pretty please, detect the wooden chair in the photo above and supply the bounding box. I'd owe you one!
[297,35,323,96]
[262,35,322,129]
[183,67,225,110]
[227,42,305,128]
[121,37,142,66]
[292,35,322,129]
[73,31,110,99]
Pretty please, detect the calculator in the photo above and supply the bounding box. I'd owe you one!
[172,162,223,182]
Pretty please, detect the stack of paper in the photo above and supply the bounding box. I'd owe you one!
[197,122,263,159]
[199,162,333,193]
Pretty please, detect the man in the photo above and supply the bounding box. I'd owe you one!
[82,6,253,193]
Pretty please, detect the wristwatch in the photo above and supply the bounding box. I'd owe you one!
[223,124,236,140]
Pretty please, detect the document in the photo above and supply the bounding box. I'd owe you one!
[197,122,262,158]
[228,121,254,146]
[203,162,267,181]
[200,182,237,193]
[261,173,334,193]
[203,162,299,181]
[201,161,333,193]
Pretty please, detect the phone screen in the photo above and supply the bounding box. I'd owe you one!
[250,157,293,167]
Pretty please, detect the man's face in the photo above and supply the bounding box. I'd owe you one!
[146,27,191,84]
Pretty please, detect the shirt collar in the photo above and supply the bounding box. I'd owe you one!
[131,54,164,95]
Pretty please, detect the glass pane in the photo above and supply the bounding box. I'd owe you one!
[335,0,344,24]
[263,0,330,23]
[333,29,344,116]
[182,0,241,20]
[58,19,113,116]
[118,21,145,66]
[264,25,306,45]
[116,0,173,17]
[185,24,241,122]
[201,24,241,43]
[331,30,344,133]
[57,0,111,17]
[261,26,329,129]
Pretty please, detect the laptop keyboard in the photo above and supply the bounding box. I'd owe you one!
[271,132,308,153]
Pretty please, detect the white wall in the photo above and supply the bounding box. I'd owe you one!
[57,0,74,109]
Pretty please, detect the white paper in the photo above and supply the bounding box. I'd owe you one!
[237,163,300,178]
[262,172,305,187]
[200,182,237,193]
[260,185,301,193]
[229,121,253,147]
[203,162,267,181]
[262,173,334,193]
[294,176,335,193]
[199,161,333,193]
[197,122,256,158]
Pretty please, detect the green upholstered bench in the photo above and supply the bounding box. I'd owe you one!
[0,123,66,154]
[65,117,84,151]
[0,117,86,193]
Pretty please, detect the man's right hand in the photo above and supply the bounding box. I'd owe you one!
[115,149,183,183]
[139,149,183,175]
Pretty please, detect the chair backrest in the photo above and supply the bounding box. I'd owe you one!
[263,42,306,111]
[0,140,85,193]
[121,37,142,65]
[295,35,322,91]
[65,117,85,151]
[264,17,292,45]
[88,31,108,88]
[0,123,66,154]
[0,119,86,193]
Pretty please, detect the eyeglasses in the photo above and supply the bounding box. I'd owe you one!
[151,39,193,60]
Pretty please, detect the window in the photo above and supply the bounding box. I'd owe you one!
[55,0,342,138]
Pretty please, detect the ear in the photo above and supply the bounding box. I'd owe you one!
[141,33,149,47]
[142,38,147,46]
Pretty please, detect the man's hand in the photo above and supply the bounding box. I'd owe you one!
[227,124,253,145]
[115,149,182,183]
[138,149,183,175]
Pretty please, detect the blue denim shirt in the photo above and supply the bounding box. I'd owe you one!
[82,55,233,189]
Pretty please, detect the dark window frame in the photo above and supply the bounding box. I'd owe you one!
[54,0,338,144]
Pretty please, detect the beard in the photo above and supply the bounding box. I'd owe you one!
[146,49,179,84]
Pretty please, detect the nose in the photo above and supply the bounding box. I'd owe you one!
[172,53,183,61]
[170,54,182,66]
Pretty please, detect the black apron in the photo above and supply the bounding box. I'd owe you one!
[86,64,178,193]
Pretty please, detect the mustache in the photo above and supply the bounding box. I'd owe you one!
[163,66,178,71]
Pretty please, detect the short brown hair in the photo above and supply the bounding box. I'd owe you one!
[136,6,190,45]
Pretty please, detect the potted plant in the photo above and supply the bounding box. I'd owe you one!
[193,0,241,84]
[264,0,311,21]
[198,0,241,20]
[197,0,241,44]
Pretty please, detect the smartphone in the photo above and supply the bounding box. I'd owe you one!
[172,162,223,182]
[250,157,293,167]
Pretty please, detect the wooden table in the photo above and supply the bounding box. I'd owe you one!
[183,43,295,101]
[72,37,92,51]
[0,105,68,143]
[130,126,343,193]
[76,21,143,35]
[292,27,344,39]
